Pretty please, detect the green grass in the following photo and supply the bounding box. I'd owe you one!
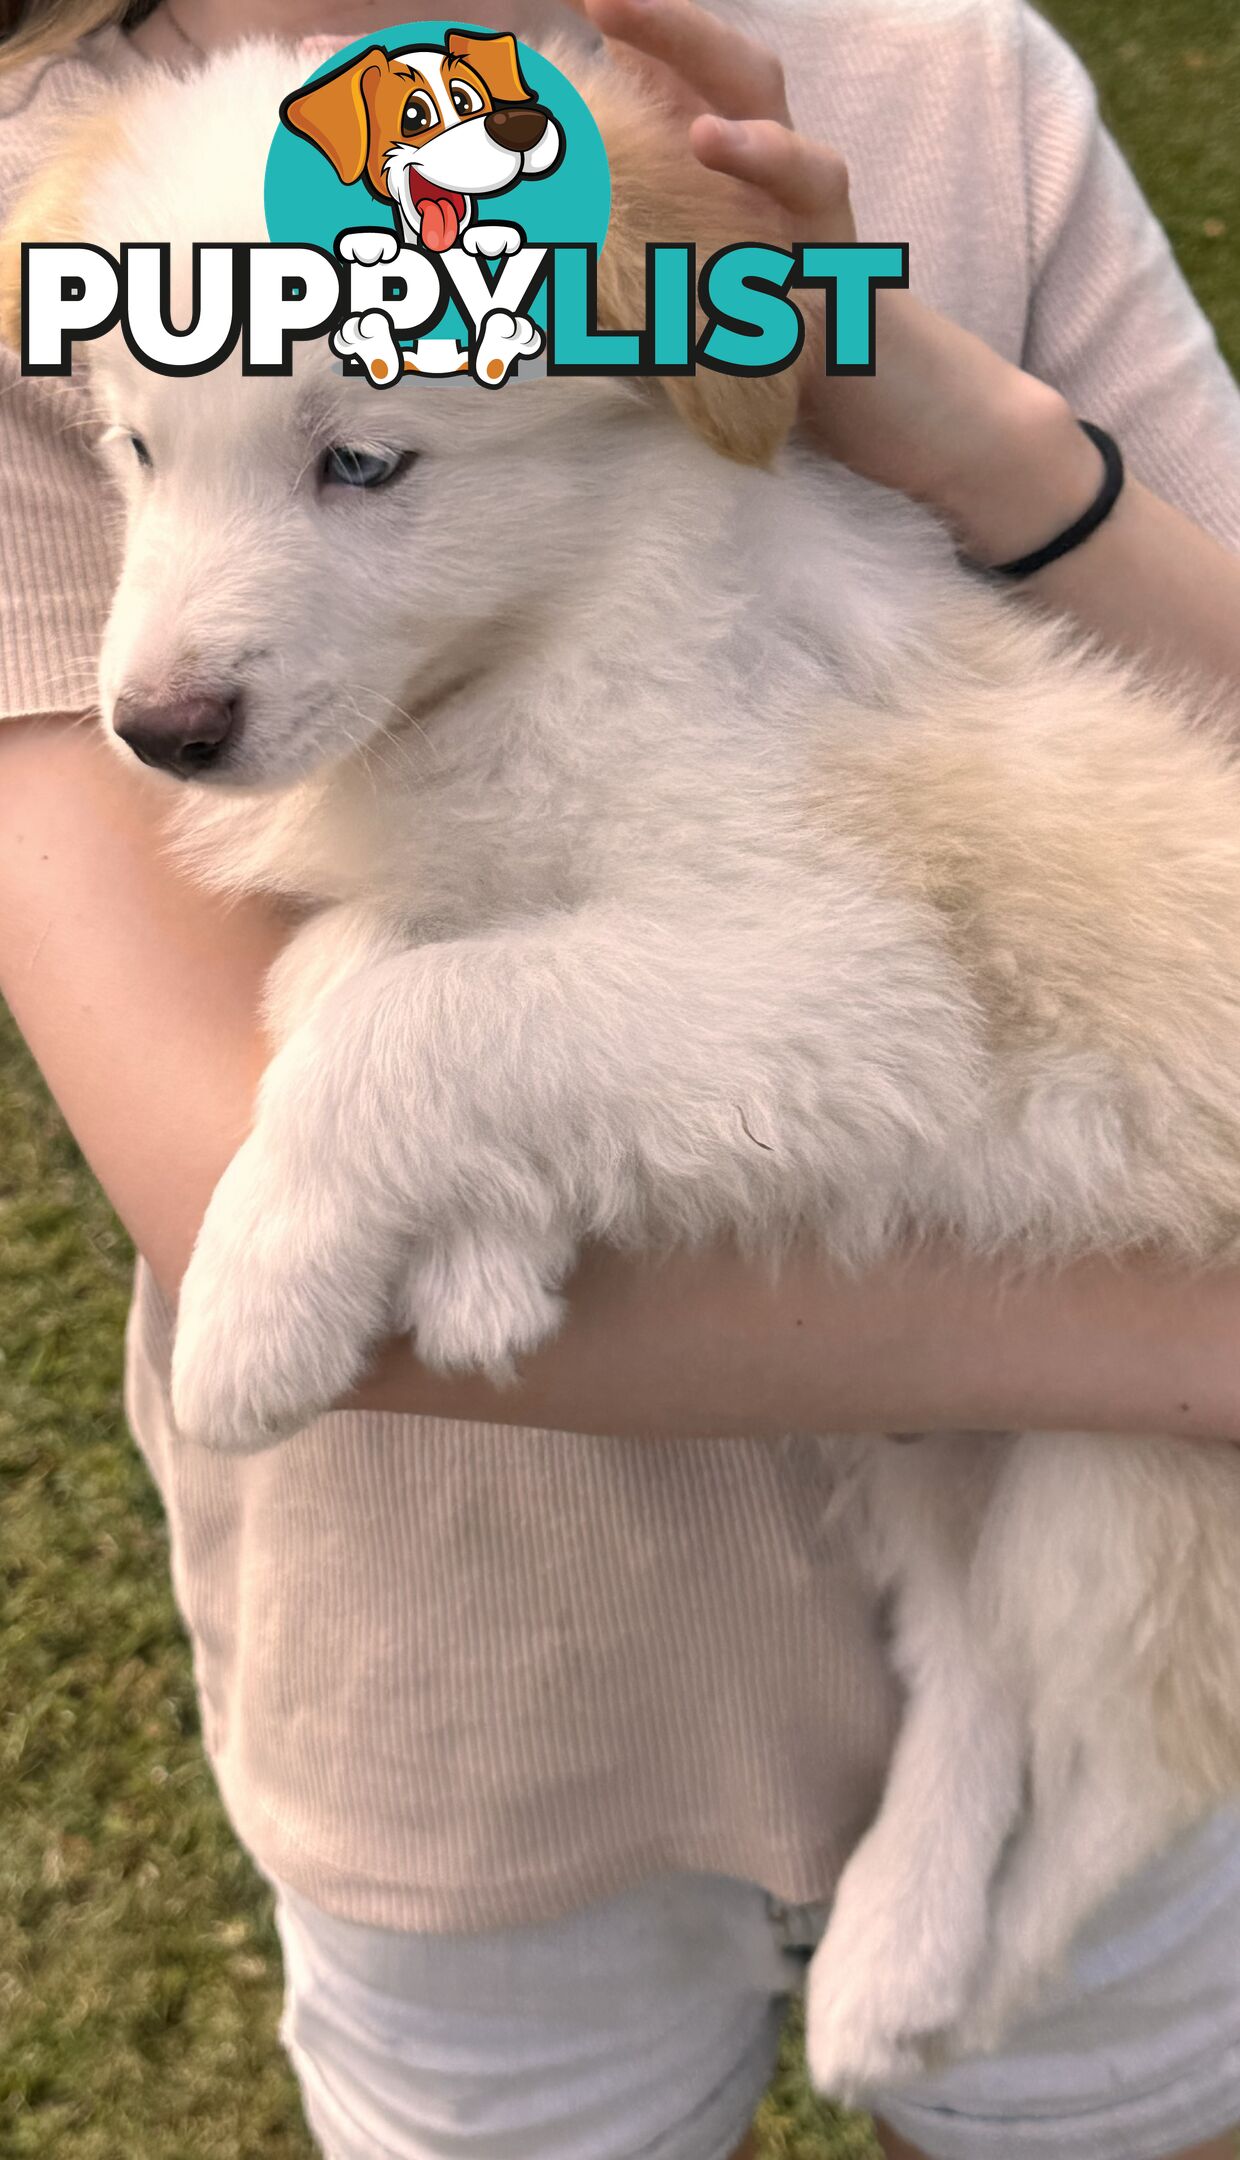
[2,4,1237,2153]
[1048,0,1239,370]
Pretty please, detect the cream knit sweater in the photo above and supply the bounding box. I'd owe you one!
[3,1,1240,1931]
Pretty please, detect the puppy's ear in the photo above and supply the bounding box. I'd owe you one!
[446,30,533,106]
[0,108,118,354]
[281,47,391,185]
[0,202,33,353]
[588,73,800,468]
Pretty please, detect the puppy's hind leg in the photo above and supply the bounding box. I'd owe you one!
[953,1733,1199,2056]
[806,1438,1026,2102]
[953,1428,1238,2054]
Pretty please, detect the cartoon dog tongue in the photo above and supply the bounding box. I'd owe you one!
[419,193,461,252]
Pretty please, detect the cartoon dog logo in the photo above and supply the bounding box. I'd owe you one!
[281,29,563,386]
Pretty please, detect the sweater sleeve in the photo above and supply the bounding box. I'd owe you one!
[0,46,127,722]
[1017,3,1240,548]
[0,352,118,720]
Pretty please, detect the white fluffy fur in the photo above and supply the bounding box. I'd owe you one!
[14,40,1240,2102]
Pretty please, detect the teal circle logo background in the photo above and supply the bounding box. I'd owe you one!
[263,22,610,349]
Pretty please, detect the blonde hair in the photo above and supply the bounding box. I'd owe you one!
[0,0,149,75]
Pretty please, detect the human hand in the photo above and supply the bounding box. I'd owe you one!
[571,0,854,252]
[570,0,1099,558]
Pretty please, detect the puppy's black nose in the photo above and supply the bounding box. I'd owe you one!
[483,104,548,152]
[113,690,241,778]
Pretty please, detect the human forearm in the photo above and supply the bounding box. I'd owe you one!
[356,1240,1240,1443]
[728,156,1240,690]
[0,717,287,1292]
[821,292,1240,688]
[577,0,1240,693]
[4,718,1240,1445]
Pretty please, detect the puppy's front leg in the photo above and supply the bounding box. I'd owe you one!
[171,903,414,1452]
[171,897,840,1451]
[171,906,647,1448]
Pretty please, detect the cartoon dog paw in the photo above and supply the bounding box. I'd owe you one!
[472,308,544,387]
[460,222,525,259]
[337,228,401,267]
[331,308,403,386]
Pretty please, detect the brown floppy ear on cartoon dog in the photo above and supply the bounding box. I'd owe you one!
[280,47,394,192]
[445,30,535,105]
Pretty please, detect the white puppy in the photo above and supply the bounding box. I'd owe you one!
[7,41,1240,2103]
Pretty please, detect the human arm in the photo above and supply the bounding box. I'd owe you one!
[6,7,1240,1443]
[4,713,1240,1445]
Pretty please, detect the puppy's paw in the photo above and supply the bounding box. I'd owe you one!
[396,1226,571,1381]
[460,223,523,259]
[170,1139,395,1452]
[472,309,544,386]
[331,309,402,386]
[803,1842,984,2101]
[337,227,401,267]
[803,1971,937,2104]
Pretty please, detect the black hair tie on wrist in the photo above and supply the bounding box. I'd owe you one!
[965,419,1125,580]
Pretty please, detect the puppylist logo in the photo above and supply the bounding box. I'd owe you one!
[19,22,910,390]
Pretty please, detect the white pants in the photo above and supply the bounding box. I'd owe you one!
[275,1814,1240,2160]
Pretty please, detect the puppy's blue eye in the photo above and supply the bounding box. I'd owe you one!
[321,446,412,490]
[130,434,152,468]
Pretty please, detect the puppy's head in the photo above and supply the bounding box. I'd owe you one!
[282,32,563,250]
[0,42,798,795]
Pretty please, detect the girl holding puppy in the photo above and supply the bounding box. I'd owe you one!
[2,1,1240,2155]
